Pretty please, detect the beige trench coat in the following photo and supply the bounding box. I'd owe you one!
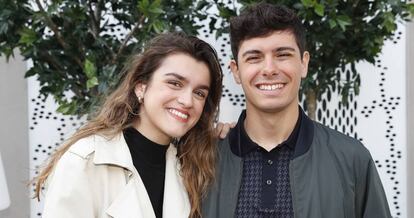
[42,133,190,218]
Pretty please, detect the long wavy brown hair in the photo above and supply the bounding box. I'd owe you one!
[34,32,223,218]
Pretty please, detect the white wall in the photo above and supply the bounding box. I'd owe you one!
[0,53,30,217]
[406,20,414,218]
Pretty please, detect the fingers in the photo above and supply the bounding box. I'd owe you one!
[214,122,224,137]
[215,122,236,139]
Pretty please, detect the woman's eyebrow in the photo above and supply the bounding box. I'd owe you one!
[165,72,210,90]
[165,72,186,81]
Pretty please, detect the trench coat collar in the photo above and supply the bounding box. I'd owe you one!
[92,133,136,174]
[90,133,190,218]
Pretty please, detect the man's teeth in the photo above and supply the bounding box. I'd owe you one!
[258,84,284,90]
[169,109,188,119]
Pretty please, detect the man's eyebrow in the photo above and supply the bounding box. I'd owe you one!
[165,72,210,90]
[274,47,296,52]
[241,47,296,58]
[241,50,262,58]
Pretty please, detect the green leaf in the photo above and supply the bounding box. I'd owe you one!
[84,59,97,79]
[301,0,314,7]
[151,20,165,33]
[196,1,209,11]
[148,7,164,15]
[56,103,70,114]
[24,67,37,78]
[218,5,235,18]
[138,0,150,15]
[149,0,164,15]
[18,27,37,45]
[314,3,325,17]
[336,15,352,31]
[382,12,396,32]
[56,101,76,115]
[408,4,414,16]
[0,46,14,61]
[328,19,337,29]
[0,22,9,34]
[87,77,99,89]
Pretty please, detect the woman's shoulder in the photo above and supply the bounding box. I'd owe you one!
[65,132,126,162]
[66,134,99,159]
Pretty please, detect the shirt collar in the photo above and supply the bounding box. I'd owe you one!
[229,106,313,158]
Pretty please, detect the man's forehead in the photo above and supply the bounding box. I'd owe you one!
[239,31,297,51]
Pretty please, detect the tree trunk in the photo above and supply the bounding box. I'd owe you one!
[305,89,317,120]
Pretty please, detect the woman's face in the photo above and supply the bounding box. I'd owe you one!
[134,53,211,145]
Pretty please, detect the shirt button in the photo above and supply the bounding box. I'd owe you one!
[267,159,273,165]
[266,179,272,185]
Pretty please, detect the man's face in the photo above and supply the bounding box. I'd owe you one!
[230,31,309,114]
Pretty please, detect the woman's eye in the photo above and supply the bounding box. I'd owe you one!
[168,80,182,87]
[194,91,207,99]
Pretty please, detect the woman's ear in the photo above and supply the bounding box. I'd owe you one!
[134,83,147,99]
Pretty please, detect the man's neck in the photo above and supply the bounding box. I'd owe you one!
[244,104,299,151]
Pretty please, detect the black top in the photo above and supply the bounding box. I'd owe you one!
[231,109,301,157]
[123,127,169,218]
[229,106,313,159]
[230,108,302,217]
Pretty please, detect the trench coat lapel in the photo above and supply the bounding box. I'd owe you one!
[92,134,155,218]
[92,134,189,218]
[163,146,190,218]
[105,173,155,218]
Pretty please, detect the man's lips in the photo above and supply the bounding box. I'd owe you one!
[256,83,285,91]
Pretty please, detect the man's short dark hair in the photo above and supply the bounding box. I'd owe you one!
[230,2,306,62]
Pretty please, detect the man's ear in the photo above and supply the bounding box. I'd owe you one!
[301,51,310,78]
[134,82,147,98]
[229,60,241,84]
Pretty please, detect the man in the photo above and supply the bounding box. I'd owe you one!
[202,2,391,218]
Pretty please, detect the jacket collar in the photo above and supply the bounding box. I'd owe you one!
[91,133,190,218]
[92,133,136,174]
[293,107,314,158]
[229,106,314,159]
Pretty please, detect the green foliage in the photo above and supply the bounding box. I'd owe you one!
[1,0,413,117]
[0,0,200,115]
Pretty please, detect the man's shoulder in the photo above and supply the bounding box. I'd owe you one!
[217,135,232,153]
[216,133,243,163]
[312,121,372,159]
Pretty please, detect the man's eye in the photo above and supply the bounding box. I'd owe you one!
[278,53,291,57]
[246,56,260,62]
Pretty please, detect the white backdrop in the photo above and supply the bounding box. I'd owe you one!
[28,12,407,218]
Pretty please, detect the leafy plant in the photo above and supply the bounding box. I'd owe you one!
[0,0,201,115]
[1,0,413,119]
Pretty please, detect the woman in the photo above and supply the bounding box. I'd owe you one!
[34,32,223,218]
